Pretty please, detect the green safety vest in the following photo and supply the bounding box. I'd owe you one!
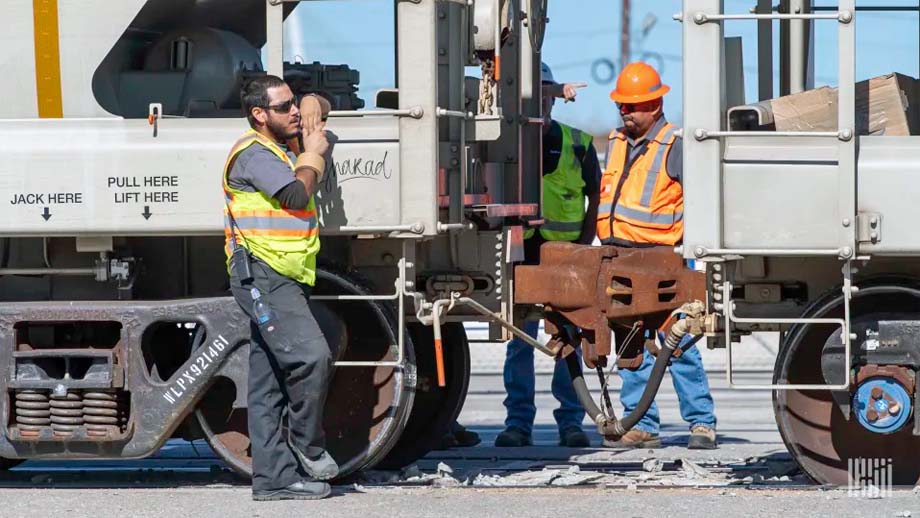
[223,130,321,286]
[525,123,593,241]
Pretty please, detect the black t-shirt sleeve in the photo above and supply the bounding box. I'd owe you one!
[581,142,601,195]
[274,180,311,210]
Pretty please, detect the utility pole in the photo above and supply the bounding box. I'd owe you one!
[620,0,630,69]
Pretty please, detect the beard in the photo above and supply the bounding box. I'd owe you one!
[622,117,641,138]
[267,117,300,142]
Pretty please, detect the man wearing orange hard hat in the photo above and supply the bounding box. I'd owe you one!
[598,62,718,450]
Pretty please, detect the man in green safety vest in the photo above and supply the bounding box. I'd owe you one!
[496,63,601,448]
[224,76,337,501]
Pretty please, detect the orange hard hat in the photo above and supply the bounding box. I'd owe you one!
[609,62,669,104]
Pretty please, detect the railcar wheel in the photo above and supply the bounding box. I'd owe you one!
[377,322,472,469]
[774,281,920,486]
[195,269,415,480]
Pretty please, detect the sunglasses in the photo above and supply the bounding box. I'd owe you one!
[617,101,657,114]
[263,96,299,114]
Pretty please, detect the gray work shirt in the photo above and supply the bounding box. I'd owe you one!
[621,116,683,183]
[227,144,297,198]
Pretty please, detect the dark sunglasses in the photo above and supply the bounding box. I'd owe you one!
[617,101,656,114]
[263,96,299,114]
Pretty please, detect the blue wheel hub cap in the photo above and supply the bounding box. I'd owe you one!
[853,378,912,434]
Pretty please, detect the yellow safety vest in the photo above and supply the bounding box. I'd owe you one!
[597,122,682,247]
[525,123,593,241]
[223,129,321,286]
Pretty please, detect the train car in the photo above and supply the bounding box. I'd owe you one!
[0,0,695,478]
[680,0,920,486]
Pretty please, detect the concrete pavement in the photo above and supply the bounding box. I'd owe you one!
[2,367,912,517]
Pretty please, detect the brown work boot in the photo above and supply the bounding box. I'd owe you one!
[687,425,717,450]
[602,429,662,449]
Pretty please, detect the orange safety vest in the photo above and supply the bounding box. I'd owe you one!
[596,122,682,247]
[223,129,321,285]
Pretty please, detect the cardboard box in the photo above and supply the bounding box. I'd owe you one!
[729,73,920,136]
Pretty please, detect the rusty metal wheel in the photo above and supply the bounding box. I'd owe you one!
[376,322,471,469]
[774,280,920,486]
[195,268,415,480]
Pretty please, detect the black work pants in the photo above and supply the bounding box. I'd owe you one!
[230,258,333,491]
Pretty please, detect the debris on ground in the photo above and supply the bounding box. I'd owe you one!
[432,476,462,488]
[764,459,801,478]
[677,458,712,478]
[642,458,664,473]
[355,470,402,485]
[471,470,556,487]
[356,446,815,490]
[488,461,542,471]
[551,466,605,487]
[402,465,422,480]
[436,462,453,477]
[467,466,605,487]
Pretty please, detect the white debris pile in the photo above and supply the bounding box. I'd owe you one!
[356,454,806,490]
[432,462,462,488]
[357,463,461,486]
[732,473,804,486]
[642,458,664,473]
[471,465,604,487]
[551,466,607,487]
[678,458,712,478]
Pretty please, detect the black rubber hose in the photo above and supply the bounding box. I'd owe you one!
[565,353,606,425]
[616,338,673,433]
[566,319,691,437]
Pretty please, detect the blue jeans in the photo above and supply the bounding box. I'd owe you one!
[618,335,717,434]
[502,320,585,435]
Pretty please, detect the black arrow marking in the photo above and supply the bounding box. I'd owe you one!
[141,206,152,220]
[41,207,51,221]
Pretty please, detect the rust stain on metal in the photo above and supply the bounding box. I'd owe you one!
[855,364,915,394]
[515,242,705,367]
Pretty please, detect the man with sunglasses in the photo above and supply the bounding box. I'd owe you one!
[598,62,717,450]
[496,62,599,449]
[223,75,338,500]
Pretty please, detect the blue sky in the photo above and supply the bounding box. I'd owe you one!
[282,0,920,137]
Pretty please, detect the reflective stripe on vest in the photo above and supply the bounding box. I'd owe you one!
[542,220,585,232]
[524,123,592,242]
[223,205,318,236]
[596,122,683,247]
[639,125,679,207]
[223,129,321,286]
